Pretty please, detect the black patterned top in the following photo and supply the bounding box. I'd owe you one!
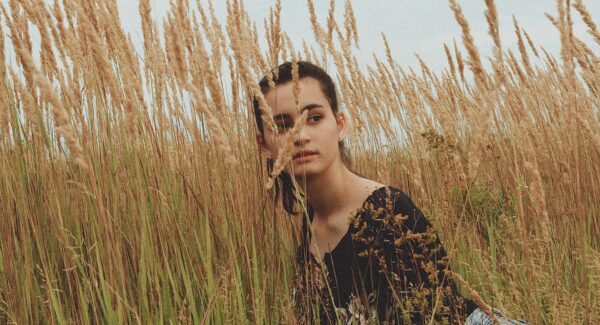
[292,186,477,324]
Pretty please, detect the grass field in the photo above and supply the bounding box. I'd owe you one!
[0,0,599,323]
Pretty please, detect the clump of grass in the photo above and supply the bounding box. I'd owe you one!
[451,182,513,241]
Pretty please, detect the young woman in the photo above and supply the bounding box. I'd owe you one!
[253,61,524,324]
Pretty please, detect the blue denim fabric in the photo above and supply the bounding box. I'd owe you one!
[465,308,528,325]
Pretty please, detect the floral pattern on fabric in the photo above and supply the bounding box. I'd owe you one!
[292,187,476,324]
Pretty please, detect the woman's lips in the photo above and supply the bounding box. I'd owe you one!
[293,151,317,162]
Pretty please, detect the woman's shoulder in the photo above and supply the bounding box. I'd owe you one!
[357,185,432,233]
[363,185,420,215]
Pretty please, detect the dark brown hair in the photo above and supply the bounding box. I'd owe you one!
[253,61,351,214]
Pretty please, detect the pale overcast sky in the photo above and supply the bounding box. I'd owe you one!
[116,0,600,73]
[3,0,600,74]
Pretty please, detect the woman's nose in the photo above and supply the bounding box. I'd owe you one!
[293,127,310,146]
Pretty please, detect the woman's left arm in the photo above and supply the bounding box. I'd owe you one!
[378,189,471,321]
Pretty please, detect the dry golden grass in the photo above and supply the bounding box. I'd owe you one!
[0,0,599,323]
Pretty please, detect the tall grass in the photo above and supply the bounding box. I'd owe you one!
[0,0,599,323]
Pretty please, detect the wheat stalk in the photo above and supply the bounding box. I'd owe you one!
[266,110,309,190]
[449,0,487,89]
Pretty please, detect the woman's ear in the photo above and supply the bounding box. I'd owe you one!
[336,111,348,142]
[256,132,273,159]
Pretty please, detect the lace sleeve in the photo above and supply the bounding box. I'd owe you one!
[372,188,472,323]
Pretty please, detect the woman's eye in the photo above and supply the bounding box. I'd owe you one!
[276,123,289,133]
[308,115,322,123]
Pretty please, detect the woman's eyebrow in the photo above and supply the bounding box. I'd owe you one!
[272,104,324,120]
[300,103,324,113]
[273,113,292,121]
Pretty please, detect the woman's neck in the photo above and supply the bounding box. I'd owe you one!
[297,161,361,221]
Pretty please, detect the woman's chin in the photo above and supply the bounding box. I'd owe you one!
[287,165,319,180]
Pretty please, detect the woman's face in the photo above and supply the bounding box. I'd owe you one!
[257,77,347,179]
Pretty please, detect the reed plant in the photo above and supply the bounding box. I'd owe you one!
[0,0,599,323]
